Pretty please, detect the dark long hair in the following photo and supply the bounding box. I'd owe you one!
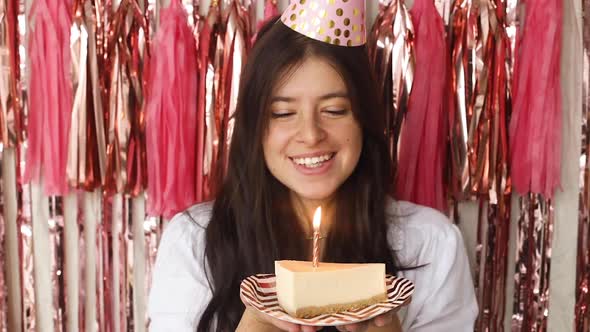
[197,19,398,332]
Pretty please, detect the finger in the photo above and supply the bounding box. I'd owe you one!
[246,307,301,332]
[266,315,302,332]
[301,325,322,332]
[373,313,393,327]
[341,322,369,332]
[272,320,301,332]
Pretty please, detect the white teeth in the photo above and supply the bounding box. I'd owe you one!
[292,153,334,168]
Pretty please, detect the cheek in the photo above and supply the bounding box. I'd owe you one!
[346,129,364,168]
[270,124,297,145]
[345,125,363,153]
[263,128,290,165]
[262,137,274,168]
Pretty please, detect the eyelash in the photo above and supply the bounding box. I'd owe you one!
[270,109,348,119]
[270,112,295,119]
[324,109,347,116]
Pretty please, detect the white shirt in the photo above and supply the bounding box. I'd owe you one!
[148,200,478,331]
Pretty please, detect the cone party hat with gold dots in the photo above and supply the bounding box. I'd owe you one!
[281,0,367,47]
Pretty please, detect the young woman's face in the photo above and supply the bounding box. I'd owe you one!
[263,56,363,208]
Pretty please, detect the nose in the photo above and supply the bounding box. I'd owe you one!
[295,112,326,146]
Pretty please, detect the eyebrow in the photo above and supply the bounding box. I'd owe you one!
[270,92,350,103]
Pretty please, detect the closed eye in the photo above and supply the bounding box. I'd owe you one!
[271,112,295,119]
[323,109,348,116]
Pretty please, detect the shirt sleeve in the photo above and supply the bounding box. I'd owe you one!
[148,213,212,332]
[398,211,478,332]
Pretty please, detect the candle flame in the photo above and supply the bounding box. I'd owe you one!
[313,207,322,230]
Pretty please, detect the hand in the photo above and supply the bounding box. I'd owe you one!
[242,307,322,332]
[239,294,321,332]
[336,296,410,332]
[335,311,400,332]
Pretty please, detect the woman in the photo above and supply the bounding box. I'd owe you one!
[148,2,478,331]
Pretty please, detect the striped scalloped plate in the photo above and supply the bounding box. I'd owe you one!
[239,274,414,326]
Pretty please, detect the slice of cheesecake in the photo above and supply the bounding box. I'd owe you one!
[275,260,387,318]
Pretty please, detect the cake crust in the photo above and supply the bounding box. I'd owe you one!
[292,293,388,318]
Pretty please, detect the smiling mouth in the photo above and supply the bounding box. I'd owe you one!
[290,153,336,169]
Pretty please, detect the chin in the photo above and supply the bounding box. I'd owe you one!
[293,187,338,202]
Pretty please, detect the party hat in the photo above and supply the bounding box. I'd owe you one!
[281,0,367,47]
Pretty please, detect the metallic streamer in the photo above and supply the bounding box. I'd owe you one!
[95,0,108,84]
[48,198,65,332]
[505,0,519,76]
[77,198,85,332]
[243,0,256,39]
[125,197,136,331]
[92,2,146,331]
[512,194,554,331]
[89,3,108,189]
[10,4,25,331]
[219,0,249,176]
[125,197,137,331]
[97,192,113,332]
[110,193,126,332]
[367,0,415,174]
[125,1,148,197]
[446,1,515,330]
[449,1,513,330]
[196,0,223,202]
[99,194,110,332]
[192,0,202,34]
[209,1,224,199]
[101,192,130,332]
[145,0,157,36]
[20,201,35,331]
[475,88,512,329]
[104,0,148,195]
[575,0,590,329]
[2,146,22,330]
[510,0,561,330]
[448,0,482,200]
[122,196,131,332]
[136,0,152,328]
[67,0,109,191]
[104,45,128,193]
[77,194,86,332]
[434,0,452,26]
[0,0,23,148]
[68,0,91,188]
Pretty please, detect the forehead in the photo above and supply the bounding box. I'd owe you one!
[273,57,348,98]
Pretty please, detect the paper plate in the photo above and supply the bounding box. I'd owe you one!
[239,274,414,326]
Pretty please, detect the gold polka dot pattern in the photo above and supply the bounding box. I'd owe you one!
[280,0,366,47]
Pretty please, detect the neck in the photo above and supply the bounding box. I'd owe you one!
[290,193,336,236]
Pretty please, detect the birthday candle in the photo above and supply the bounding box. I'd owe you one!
[312,207,321,268]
